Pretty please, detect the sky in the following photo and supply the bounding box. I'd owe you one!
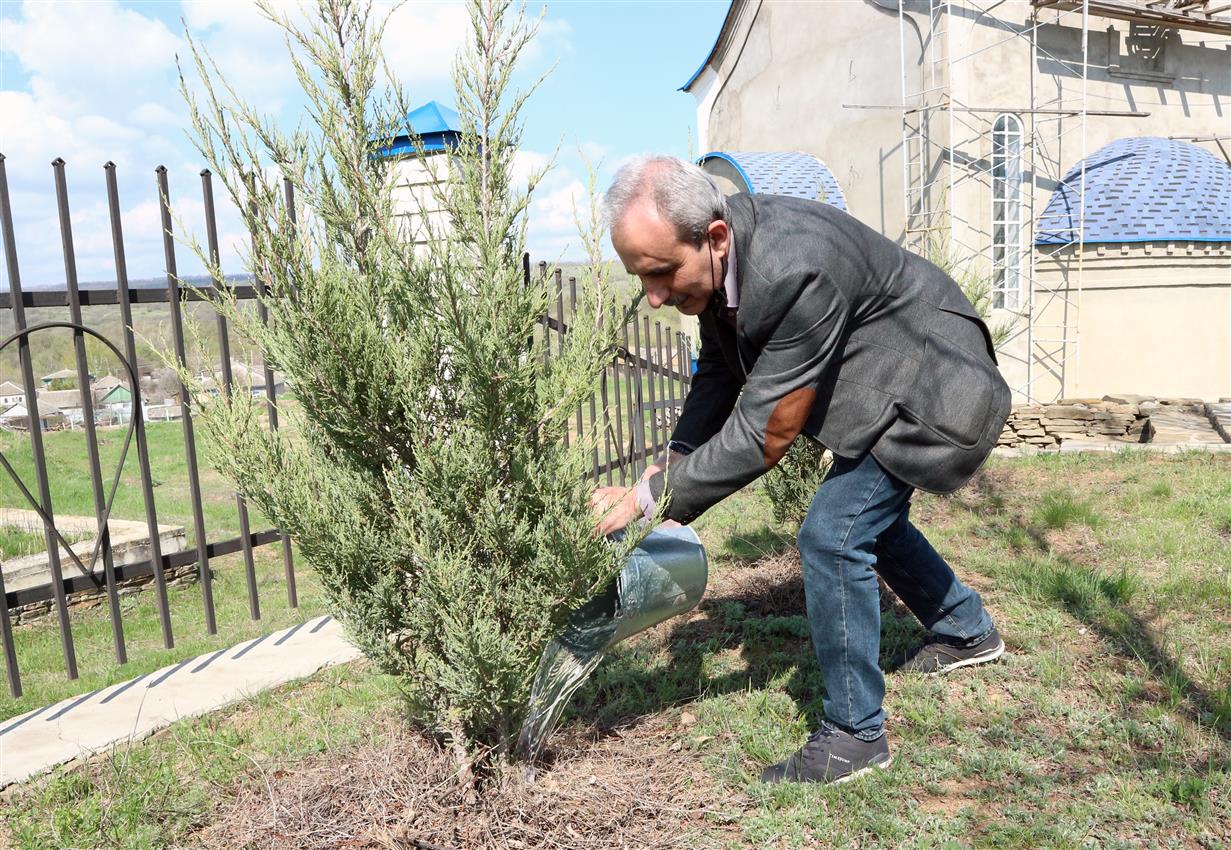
[0,0,728,288]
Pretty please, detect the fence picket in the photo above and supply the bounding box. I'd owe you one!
[54,158,127,665]
[105,162,175,651]
[201,169,260,622]
[277,178,298,608]
[156,166,217,635]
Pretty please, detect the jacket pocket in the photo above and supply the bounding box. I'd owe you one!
[899,319,998,451]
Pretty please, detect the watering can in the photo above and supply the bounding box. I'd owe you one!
[515,524,708,763]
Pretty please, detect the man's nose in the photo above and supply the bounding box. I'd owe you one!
[644,282,669,309]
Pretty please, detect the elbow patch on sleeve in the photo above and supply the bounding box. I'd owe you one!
[763,387,817,468]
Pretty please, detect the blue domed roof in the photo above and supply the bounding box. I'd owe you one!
[1035,137,1231,245]
[374,100,462,158]
[698,151,848,211]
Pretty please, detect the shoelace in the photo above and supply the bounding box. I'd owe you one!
[806,726,842,747]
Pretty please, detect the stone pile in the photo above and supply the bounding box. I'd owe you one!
[996,394,1212,449]
[1206,400,1231,443]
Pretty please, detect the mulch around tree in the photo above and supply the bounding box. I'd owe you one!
[189,543,942,849]
[191,556,809,850]
[194,708,734,850]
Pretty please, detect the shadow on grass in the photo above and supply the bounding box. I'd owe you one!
[716,524,796,562]
[571,562,927,733]
[957,469,1231,746]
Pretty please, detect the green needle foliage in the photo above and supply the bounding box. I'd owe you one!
[763,436,830,528]
[176,0,635,759]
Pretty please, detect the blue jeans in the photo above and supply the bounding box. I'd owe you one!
[797,452,994,740]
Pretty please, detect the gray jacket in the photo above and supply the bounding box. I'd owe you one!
[648,193,1012,524]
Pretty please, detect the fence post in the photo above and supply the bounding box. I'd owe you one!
[276,177,298,607]
[554,269,568,450]
[104,161,174,649]
[638,316,660,466]
[607,304,626,486]
[53,158,127,665]
[0,156,40,694]
[157,165,217,634]
[201,169,260,621]
[655,320,671,445]
[0,154,79,690]
[621,313,641,477]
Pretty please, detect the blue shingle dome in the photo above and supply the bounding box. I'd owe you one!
[1035,137,1231,245]
[698,151,848,211]
[374,100,462,158]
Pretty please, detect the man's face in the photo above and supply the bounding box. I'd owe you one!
[612,201,729,316]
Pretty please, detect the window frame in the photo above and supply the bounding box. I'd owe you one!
[991,113,1024,312]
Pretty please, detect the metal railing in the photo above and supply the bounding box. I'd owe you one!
[0,155,692,698]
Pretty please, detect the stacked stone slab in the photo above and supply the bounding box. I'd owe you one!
[10,562,200,625]
[998,397,1154,449]
[1206,399,1231,443]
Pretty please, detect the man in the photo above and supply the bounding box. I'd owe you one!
[591,155,1011,785]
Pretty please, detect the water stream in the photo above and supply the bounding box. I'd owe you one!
[515,525,708,766]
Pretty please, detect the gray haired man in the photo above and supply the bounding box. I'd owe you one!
[591,155,1010,784]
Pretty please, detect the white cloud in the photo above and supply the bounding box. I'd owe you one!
[381,2,470,85]
[526,176,585,261]
[0,0,293,286]
[130,102,182,128]
[512,149,551,192]
[179,0,303,111]
[523,16,573,65]
[377,2,571,92]
[0,0,180,114]
[0,0,588,284]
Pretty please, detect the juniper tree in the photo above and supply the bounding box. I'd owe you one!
[176,0,635,760]
[763,436,829,528]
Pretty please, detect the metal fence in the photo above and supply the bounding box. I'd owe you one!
[0,155,692,699]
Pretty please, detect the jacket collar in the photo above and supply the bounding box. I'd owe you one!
[709,193,756,317]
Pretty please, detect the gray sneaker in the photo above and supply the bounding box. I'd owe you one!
[898,626,1005,675]
[760,725,892,785]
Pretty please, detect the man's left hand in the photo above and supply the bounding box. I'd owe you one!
[590,486,641,537]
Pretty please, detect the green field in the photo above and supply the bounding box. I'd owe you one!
[0,418,324,720]
[4,450,1229,848]
[0,419,270,544]
[0,527,89,561]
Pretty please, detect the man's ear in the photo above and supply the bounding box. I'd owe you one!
[707,219,731,257]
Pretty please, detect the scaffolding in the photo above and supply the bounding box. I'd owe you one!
[899,0,1096,403]
[898,0,1231,402]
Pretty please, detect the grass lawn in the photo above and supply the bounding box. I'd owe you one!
[0,419,275,545]
[0,527,90,561]
[0,414,327,720]
[0,543,326,722]
[3,450,1229,848]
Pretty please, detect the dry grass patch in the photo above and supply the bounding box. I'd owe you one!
[194,708,728,850]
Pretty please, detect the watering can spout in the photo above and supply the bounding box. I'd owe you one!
[515,525,708,764]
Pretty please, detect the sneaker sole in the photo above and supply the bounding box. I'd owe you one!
[926,639,1006,677]
[832,753,893,785]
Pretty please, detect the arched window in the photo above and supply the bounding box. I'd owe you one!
[991,114,1023,311]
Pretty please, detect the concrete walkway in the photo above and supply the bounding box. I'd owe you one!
[0,614,362,788]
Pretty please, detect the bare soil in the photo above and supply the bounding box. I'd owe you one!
[194,710,732,850]
[192,545,924,849]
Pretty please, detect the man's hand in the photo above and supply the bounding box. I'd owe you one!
[589,451,687,536]
[590,486,641,537]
